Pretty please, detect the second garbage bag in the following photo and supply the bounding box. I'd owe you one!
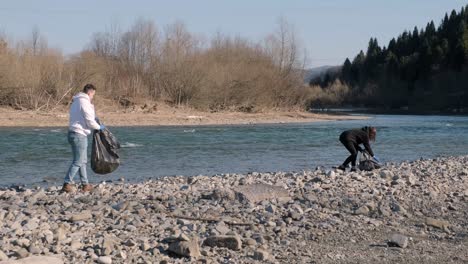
[91,127,121,174]
[358,150,381,171]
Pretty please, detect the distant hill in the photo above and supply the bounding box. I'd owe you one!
[303,65,341,84]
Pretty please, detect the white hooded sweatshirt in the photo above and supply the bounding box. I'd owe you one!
[69,92,101,136]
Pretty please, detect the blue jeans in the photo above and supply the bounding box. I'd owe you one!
[64,132,89,184]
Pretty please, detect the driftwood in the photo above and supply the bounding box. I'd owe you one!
[166,213,252,226]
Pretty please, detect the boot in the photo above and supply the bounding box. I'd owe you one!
[81,184,94,192]
[61,183,74,193]
[337,165,347,171]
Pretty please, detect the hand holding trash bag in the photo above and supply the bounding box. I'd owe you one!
[373,155,380,163]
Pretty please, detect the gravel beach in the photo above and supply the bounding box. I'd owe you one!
[0,156,467,263]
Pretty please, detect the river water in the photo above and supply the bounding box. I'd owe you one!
[0,114,467,187]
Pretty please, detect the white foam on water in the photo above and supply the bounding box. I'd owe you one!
[183,129,196,133]
[445,123,453,127]
[50,129,62,133]
[121,142,143,148]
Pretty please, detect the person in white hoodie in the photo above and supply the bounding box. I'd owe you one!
[62,84,104,193]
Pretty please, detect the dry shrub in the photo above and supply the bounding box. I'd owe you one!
[306,80,350,109]
[1,18,316,111]
[0,34,66,110]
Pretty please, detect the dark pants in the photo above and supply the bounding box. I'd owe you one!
[340,137,359,167]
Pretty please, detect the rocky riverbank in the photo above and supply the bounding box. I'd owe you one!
[1,156,467,263]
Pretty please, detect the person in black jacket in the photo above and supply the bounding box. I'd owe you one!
[338,126,377,171]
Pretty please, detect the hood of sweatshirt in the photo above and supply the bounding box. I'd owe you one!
[73,92,89,102]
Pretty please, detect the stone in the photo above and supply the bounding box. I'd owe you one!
[290,204,304,215]
[125,239,137,247]
[117,251,127,260]
[23,220,39,231]
[178,234,191,242]
[388,234,409,248]
[69,212,92,222]
[265,204,276,214]
[252,249,271,261]
[425,218,450,230]
[15,238,30,248]
[43,230,54,244]
[380,170,393,180]
[245,238,257,246]
[54,227,66,242]
[70,241,82,250]
[354,206,369,215]
[101,237,115,256]
[28,245,42,254]
[141,241,151,251]
[0,256,63,264]
[97,256,112,264]
[13,249,29,259]
[176,219,191,225]
[290,212,302,221]
[406,175,417,186]
[390,202,406,214]
[209,189,235,201]
[214,222,230,235]
[378,203,392,217]
[0,250,8,261]
[168,239,201,258]
[125,225,137,232]
[112,201,129,211]
[202,236,242,251]
[234,184,289,203]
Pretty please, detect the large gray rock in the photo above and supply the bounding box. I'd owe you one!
[13,249,29,259]
[97,256,112,264]
[388,234,409,248]
[425,218,450,229]
[380,170,393,180]
[202,235,242,251]
[208,189,235,201]
[354,206,369,215]
[69,211,92,222]
[101,237,116,256]
[168,239,201,258]
[234,184,289,203]
[0,256,63,264]
[252,249,271,261]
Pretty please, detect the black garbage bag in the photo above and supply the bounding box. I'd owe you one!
[358,151,382,171]
[91,127,121,174]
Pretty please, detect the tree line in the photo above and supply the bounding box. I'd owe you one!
[312,5,468,112]
[0,19,327,112]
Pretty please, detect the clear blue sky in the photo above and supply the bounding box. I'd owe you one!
[0,0,466,67]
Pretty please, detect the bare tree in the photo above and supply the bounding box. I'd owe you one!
[31,26,40,55]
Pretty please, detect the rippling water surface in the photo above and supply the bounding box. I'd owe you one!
[0,114,467,187]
